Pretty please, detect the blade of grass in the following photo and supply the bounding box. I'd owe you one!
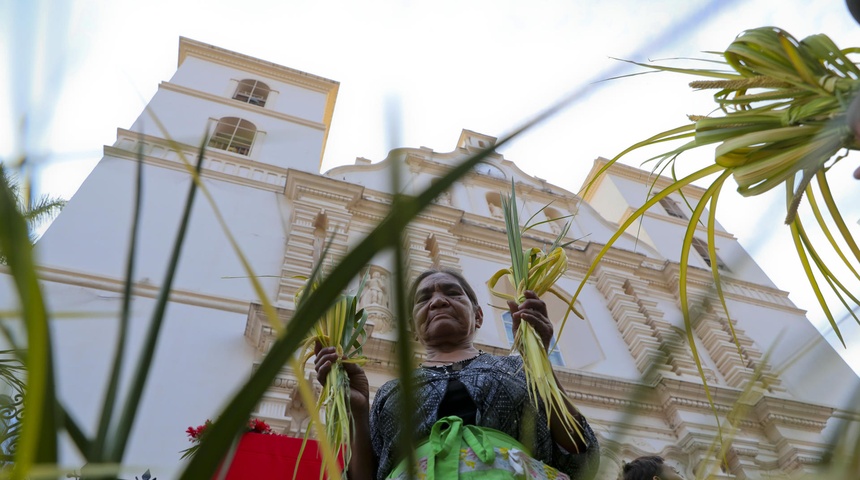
[0,166,58,474]
[390,153,418,480]
[787,183,844,347]
[677,170,733,449]
[146,109,285,339]
[815,170,860,264]
[571,165,722,303]
[92,142,144,460]
[107,141,205,460]
[705,177,743,358]
[805,184,860,282]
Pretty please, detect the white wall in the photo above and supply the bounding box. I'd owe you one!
[0,275,258,478]
[36,156,286,302]
[169,56,329,123]
[129,88,325,170]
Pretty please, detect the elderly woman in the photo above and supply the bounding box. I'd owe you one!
[315,269,600,479]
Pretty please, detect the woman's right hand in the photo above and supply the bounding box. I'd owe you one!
[314,344,371,413]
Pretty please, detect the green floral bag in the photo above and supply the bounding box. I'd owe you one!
[386,416,568,480]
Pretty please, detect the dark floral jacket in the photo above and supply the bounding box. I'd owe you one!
[369,354,600,480]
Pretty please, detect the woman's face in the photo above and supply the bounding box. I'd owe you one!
[412,272,483,348]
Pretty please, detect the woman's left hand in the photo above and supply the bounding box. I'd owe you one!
[507,290,553,351]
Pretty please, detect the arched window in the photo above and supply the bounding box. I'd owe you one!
[502,312,564,366]
[208,117,256,156]
[691,237,730,271]
[543,206,568,237]
[658,194,687,219]
[485,192,504,218]
[233,79,271,107]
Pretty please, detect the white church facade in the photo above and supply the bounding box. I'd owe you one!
[2,38,858,479]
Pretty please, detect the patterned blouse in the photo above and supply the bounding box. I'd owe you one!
[369,353,600,480]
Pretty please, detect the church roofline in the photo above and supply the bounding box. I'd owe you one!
[177,37,339,93]
[580,157,709,203]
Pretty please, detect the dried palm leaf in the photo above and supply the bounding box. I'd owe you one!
[487,182,586,448]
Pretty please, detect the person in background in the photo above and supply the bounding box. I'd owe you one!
[621,456,685,480]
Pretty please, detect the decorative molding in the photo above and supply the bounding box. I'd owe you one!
[31,265,249,313]
[159,81,328,131]
[178,37,339,94]
[110,129,289,191]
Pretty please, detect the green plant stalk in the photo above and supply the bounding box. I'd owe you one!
[0,166,58,475]
[107,145,204,462]
[296,285,367,480]
[322,366,349,478]
[793,217,860,321]
[806,185,860,282]
[92,145,144,461]
[290,355,342,480]
[706,180,743,358]
[492,183,585,446]
[678,169,734,447]
[572,165,721,304]
[815,171,860,265]
[147,110,284,340]
[391,203,418,480]
[787,185,843,346]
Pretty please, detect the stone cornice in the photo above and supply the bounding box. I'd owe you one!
[108,129,289,192]
[159,81,327,131]
[661,263,802,313]
[22,265,249,314]
[283,169,364,206]
[178,37,339,95]
[752,396,833,431]
[582,241,651,271]
[390,142,581,208]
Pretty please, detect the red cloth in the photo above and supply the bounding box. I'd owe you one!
[218,433,344,480]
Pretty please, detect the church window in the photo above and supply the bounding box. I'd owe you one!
[233,79,271,107]
[473,162,506,179]
[691,237,730,271]
[543,206,568,236]
[503,312,564,366]
[658,195,687,219]
[208,117,257,156]
[486,192,504,218]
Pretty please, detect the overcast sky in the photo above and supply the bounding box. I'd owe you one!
[3,0,860,371]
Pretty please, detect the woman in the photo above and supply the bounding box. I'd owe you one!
[315,269,600,479]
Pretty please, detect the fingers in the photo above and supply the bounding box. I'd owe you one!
[509,291,553,350]
[521,290,548,317]
[341,360,364,377]
[507,299,521,332]
[314,346,339,383]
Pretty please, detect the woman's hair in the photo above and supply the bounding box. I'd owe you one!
[409,269,480,311]
[621,456,665,480]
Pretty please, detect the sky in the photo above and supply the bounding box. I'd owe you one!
[3,0,860,371]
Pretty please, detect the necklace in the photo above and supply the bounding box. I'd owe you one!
[419,350,485,372]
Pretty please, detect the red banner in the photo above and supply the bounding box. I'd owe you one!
[217,433,344,480]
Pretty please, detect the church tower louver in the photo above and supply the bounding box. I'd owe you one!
[5,38,858,479]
